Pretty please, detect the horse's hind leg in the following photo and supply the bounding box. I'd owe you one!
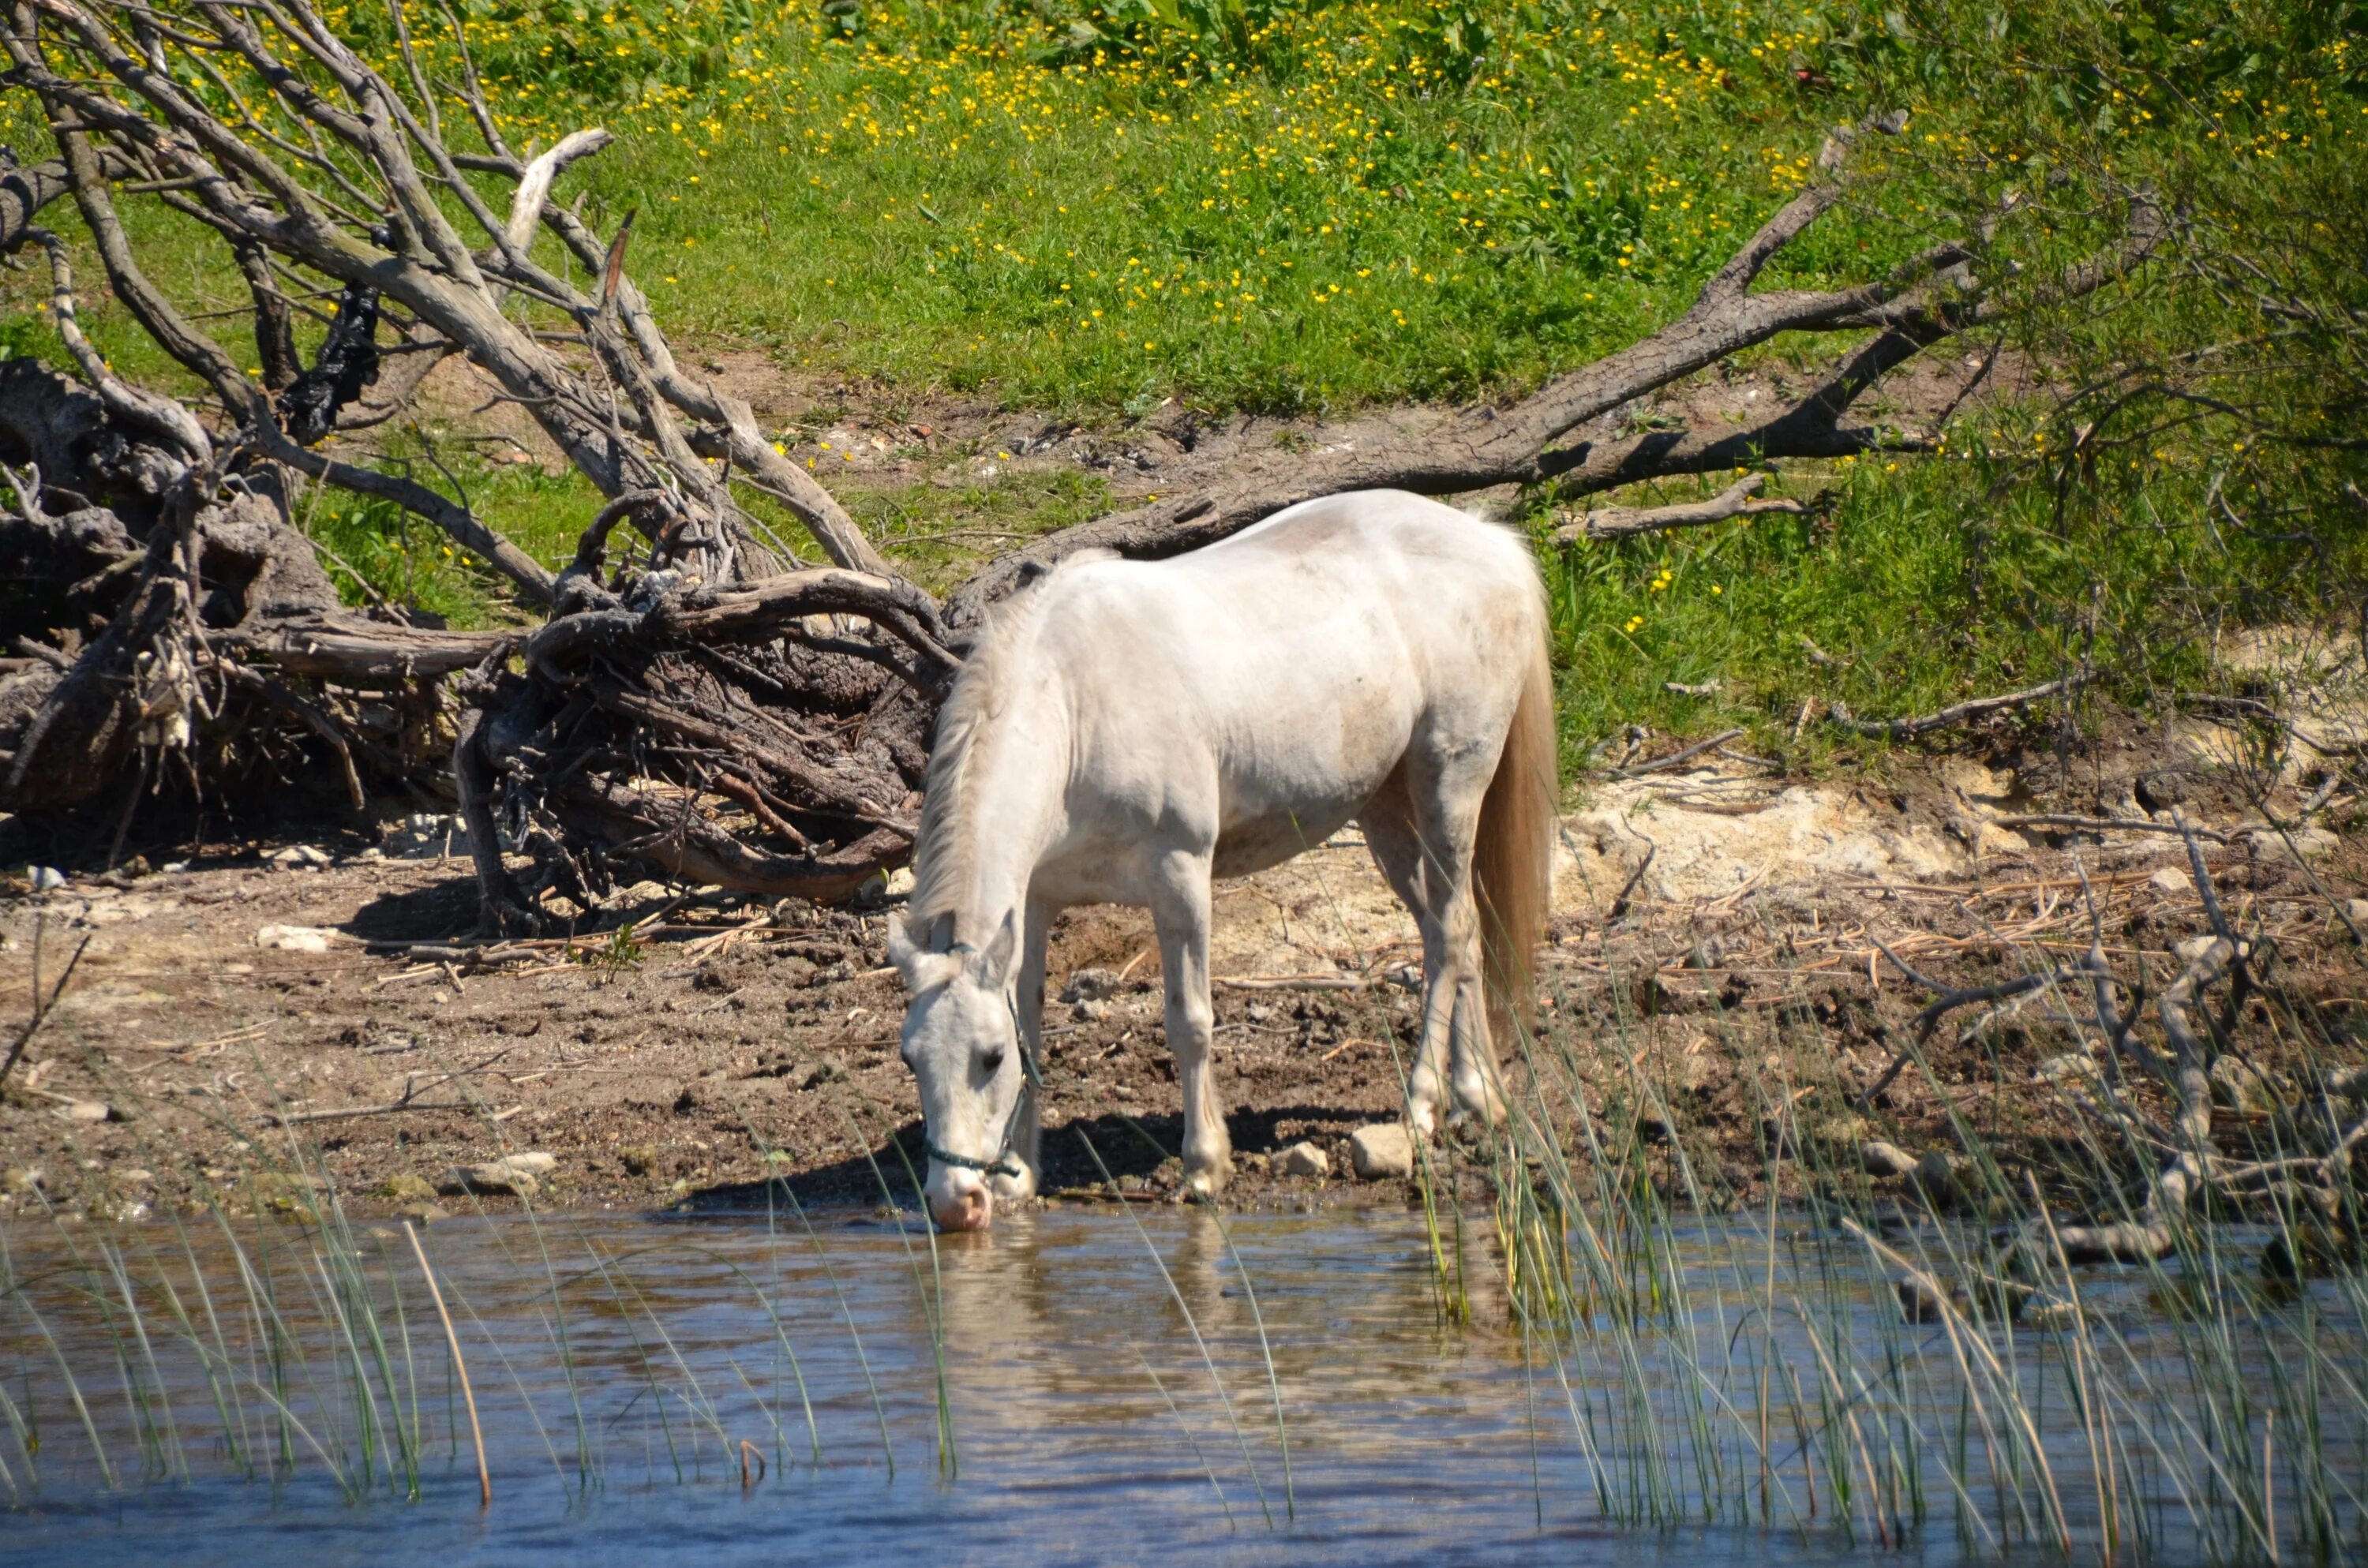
[1150,849,1232,1196]
[1373,750,1508,1130]
[1360,788,1453,1136]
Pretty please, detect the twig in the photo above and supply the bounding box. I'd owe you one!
[1830,670,2093,739]
[1991,814,2232,844]
[0,922,92,1094]
[1611,728,1747,779]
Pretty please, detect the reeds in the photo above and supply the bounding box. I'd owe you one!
[2,876,2361,1564]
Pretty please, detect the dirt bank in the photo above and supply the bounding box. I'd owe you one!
[2,721,2360,1230]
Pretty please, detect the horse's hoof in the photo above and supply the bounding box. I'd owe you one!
[1184,1163,1230,1200]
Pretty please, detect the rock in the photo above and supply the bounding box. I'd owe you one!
[439,1152,555,1198]
[1348,1123,1414,1181]
[118,1167,152,1185]
[376,1173,438,1204]
[1860,1140,1920,1179]
[1915,1150,1973,1205]
[2036,1052,2103,1087]
[1070,998,1108,1023]
[2209,1054,2283,1117]
[1060,967,1122,1004]
[2019,1294,2085,1331]
[1276,1140,1330,1179]
[28,865,64,893]
[883,866,916,897]
[1895,1271,1966,1323]
[2344,899,2368,933]
[1115,1173,1147,1194]
[385,813,468,859]
[61,1099,113,1123]
[394,1201,449,1226]
[255,922,334,952]
[2149,866,2194,896]
[1811,1114,1868,1149]
[2,1166,47,1195]
[620,1145,660,1176]
[2245,825,2338,863]
[266,844,332,868]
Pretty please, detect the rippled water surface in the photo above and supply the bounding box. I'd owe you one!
[0,1204,2352,1565]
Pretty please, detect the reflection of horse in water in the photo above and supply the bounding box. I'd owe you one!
[922,1209,1514,1445]
[888,491,1556,1232]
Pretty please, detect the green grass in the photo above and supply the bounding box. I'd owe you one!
[1,0,2361,762]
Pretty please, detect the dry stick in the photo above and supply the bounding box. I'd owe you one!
[403,1221,491,1507]
[1990,814,2233,845]
[1610,728,1748,779]
[0,926,92,1094]
[1554,473,1805,542]
[1830,669,2093,739]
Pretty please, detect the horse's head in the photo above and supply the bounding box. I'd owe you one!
[888,908,1030,1232]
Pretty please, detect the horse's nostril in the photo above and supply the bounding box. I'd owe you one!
[933,1186,993,1233]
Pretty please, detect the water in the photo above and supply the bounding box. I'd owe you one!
[0,1203,2356,1565]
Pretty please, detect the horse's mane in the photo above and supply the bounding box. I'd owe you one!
[901,552,1111,947]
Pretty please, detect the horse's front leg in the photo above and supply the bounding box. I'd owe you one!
[1151,851,1231,1197]
[991,895,1055,1207]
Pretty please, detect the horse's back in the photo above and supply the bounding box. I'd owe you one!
[1024,492,1542,883]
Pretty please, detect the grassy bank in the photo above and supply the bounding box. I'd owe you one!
[1,0,2362,760]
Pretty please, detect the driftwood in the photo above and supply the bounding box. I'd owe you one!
[0,2,2163,917]
[1853,836,2366,1293]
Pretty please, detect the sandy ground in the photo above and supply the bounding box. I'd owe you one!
[2,715,2360,1227]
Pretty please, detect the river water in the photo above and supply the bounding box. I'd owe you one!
[0,1203,2355,1565]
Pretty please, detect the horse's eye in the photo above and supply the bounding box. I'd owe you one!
[980,1046,1006,1077]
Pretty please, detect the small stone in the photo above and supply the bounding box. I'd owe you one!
[61,1099,112,1124]
[1115,1173,1147,1194]
[2246,825,2338,863]
[882,867,916,897]
[1276,1140,1330,1179]
[438,1152,553,1198]
[266,844,332,869]
[28,866,65,893]
[2,1166,47,1195]
[395,1202,448,1226]
[2149,866,2194,897]
[376,1173,437,1204]
[2019,1295,2085,1331]
[1915,1150,1972,1204]
[1060,967,1121,1004]
[2344,899,2368,933]
[620,1145,660,1176]
[255,923,334,953]
[1348,1123,1414,1181]
[1070,998,1108,1023]
[2036,1052,2103,1086]
[1812,1114,1868,1148]
[118,1168,152,1185]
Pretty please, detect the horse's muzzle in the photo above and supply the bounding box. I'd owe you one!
[929,1181,992,1233]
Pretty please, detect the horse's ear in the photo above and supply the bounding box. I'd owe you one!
[885,913,918,972]
[971,907,1019,988]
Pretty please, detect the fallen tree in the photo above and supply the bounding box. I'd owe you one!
[0,1,2160,914]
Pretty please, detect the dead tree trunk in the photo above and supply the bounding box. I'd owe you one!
[0,2,2157,911]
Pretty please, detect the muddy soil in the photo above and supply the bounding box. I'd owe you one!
[1,717,2360,1228]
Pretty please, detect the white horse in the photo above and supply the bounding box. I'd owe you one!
[886,489,1556,1232]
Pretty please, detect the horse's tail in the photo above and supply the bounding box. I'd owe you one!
[1474,626,1556,1053]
